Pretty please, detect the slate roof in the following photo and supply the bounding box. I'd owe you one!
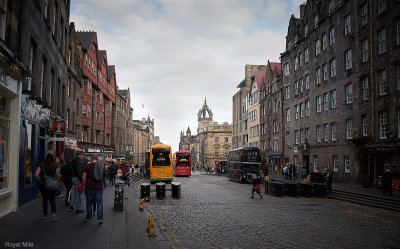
[76,31,96,50]
[99,50,107,66]
[108,65,115,81]
[118,89,129,99]
[269,62,282,77]
[252,70,265,90]
[237,79,245,88]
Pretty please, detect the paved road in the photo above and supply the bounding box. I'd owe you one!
[139,172,400,249]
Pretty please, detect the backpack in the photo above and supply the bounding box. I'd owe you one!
[94,161,105,182]
[109,165,117,175]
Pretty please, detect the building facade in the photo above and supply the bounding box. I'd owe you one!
[232,65,266,149]
[132,118,153,166]
[114,89,133,160]
[248,70,265,148]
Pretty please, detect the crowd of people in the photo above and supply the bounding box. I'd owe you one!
[35,151,133,223]
[381,166,400,196]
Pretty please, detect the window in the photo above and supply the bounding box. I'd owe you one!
[362,39,369,62]
[344,14,352,36]
[299,52,304,67]
[215,137,219,143]
[300,129,305,144]
[305,48,309,63]
[345,156,351,173]
[224,147,229,156]
[295,105,299,119]
[331,90,337,108]
[345,49,352,70]
[379,69,387,96]
[361,2,368,26]
[28,39,37,91]
[96,112,99,122]
[378,0,386,14]
[304,24,308,35]
[295,81,299,95]
[346,119,353,139]
[324,124,329,142]
[380,111,388,139]
[328,0,334,13]
[363,76,370,100]
[346,83,353,104]
[330,58,336,77]
[323,63,328,81]
[299,78,304,92]
[305,127,310,142]
[316,96,322,113]
[295,130,299,144]
[66,109,70,130]
[333,155,339,172]
[315,39,320,55]
[329,26,336,45]
[397,64,400,90]
[378,28,386,54]
[331,122,337,141]
[323,93,329,111]
[305,74,310,90]
[314,14,319,27]
[305,100,310,116]
[83,104,87,117]
[313,155,319,172]
[215,147,219,156]
[284,62,290,76]
[225,137,228,143]
[316,125,322,142]
[285,86,290,99]
[362,114,368,136]
[322,33,327,51]
[316,67,321,85]
[295,56,298,70]
[286,108,291,122]
[41,56,47,99]
[286,132,290,145]
[300,102,304,118]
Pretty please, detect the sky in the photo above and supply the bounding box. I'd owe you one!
[70,0,305,153]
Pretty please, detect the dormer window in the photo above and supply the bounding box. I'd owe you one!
[314,15,319,27]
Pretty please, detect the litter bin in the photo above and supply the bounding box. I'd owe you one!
[313,183,327,198]
[156,182,165,200]
[171,182,181,199]
[299,183,313,197]
[285,182,298,197]
[141,183,150,200]
[114,182,124,212]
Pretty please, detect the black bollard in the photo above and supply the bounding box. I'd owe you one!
[156,182,165,200]
[114,182,124,212]
[141,183,150,200]
[171,182,181,199]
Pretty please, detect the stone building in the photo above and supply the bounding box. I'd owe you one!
[248,70,266,148]
[180,99,232,170]
[260,61,282,174]
[281,0,400,184]
[76,31,116,160]
[65,22,83,151]
[114,88,132,160]
[132,117,155,166]
[232,65,266,149]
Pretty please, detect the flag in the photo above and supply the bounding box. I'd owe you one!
[142,103,144,108]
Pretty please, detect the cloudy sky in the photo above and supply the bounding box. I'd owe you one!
[70,0,304,152]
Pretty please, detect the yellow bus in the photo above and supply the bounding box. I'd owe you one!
[150,144,173,183]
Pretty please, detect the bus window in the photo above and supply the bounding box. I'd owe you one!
[152,148,171,166]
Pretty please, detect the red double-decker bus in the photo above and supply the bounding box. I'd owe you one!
[174,151,191,176]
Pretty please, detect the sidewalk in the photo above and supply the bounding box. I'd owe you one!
[267,173,400,200]
[0,181,171,249]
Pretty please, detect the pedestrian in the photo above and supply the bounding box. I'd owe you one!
[251,176,263,199]
[70,151,85,213]
[326,168,333,193]
[55,157,64,198]
[391,167,400,195]
[293,163,298,180]
[103,163,109,187]
[382,169,392,196]
[109,161,117,185]
[35,153,61,222]
[302,165,307,179]
[60,157,73,206]
[82,153,104,224]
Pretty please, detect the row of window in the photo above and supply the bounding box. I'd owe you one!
[308,155,351,174]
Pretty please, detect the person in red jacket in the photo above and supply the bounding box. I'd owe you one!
[251,176,263,199]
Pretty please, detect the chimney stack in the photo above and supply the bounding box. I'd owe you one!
[300,3,306,19]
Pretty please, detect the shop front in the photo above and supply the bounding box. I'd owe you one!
[18,95,51,206]
[0,69,22,217]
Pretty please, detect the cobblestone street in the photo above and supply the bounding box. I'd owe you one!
[140,172,400,249]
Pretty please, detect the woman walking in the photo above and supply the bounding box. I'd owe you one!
[35,153,61,222]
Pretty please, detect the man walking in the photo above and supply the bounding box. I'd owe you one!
[82,154,104,224]
[71,151,84,213]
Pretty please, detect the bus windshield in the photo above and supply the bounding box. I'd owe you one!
[176,153,190,166]
[152,148,171,166]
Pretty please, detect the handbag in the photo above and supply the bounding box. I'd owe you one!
[77,182,84,193]
[43,166,58,191]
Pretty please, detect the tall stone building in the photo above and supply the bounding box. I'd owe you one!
[114,88,133,160]
[281,0,400,184]
[248,70,266,148]
[132,117,155,166]
[260,61,282,174]
[232,65,266,149]
[180,99,232,170]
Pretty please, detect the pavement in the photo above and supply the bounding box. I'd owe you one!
[0,179,171,249]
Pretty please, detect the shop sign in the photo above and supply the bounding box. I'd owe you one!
[87,148,103,153]
[21,98,51,123]
[65,137,77,146]
[53,121,65,135]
